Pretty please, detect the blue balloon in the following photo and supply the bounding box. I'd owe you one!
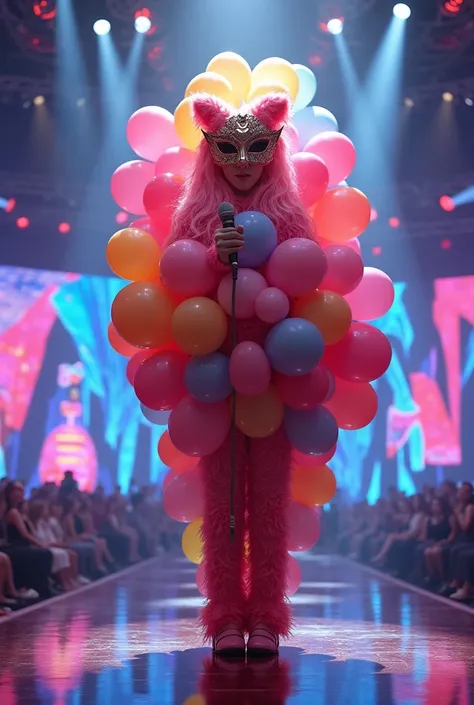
[185,353,231,403]
[293,64,317,113]
[284,406,338,455]
[292,106,339,149]
[265,318,324,376]
[140,404,170,426]
[235,211,277,267]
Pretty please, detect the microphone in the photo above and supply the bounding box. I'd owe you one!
[218,201,238,268]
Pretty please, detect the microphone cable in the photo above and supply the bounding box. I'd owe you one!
[229,260,238,540]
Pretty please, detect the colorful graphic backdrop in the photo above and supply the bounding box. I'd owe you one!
[0,265,472,499]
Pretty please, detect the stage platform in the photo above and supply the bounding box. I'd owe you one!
[0,554,473,704]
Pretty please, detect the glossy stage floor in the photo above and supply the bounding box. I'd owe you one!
[0,554,473,704]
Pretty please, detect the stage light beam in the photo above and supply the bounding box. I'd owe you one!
[135,16,152,34]
[443,92,454,102]
[393,4,411,20]
[33,95,45,106]
[327,18,344,35]
[93,19,111,36]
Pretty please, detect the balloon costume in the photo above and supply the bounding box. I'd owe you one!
[106,53,394,654]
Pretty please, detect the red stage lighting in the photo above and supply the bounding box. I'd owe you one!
[115,211,129,225]
[442,0,463,15]
[388,217,400,228]
[5,198,16,213]
[439,195,455,212]
[16,217,30,229]
[370,208,378,222]
[32,1,57,21]
[441,239,452,249]
[372,246,382,256]
[58,222,71,234]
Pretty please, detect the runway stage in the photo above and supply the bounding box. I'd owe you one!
[0,555,473,704]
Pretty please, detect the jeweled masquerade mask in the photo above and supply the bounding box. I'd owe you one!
[192,92,291,167]
[202,113,283,166]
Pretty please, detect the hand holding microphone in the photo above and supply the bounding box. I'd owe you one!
[215,202,244,266]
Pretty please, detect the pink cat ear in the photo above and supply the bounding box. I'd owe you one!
[249,92,291,130]
[191,93,233,133]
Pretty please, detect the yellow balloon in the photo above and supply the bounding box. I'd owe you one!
[247,82,290,103]
[185,71,235,105]
[174,97,203,151]
[251,57,299,102]
[183,697,205,705]
[182,518,203,564]
[207,52,251,105]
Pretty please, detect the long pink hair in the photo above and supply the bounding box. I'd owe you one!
[170,93,312,247]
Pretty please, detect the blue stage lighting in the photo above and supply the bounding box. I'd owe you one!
[327,18,343,35]
[393,4,411,19]
[93,19,111,36]
[134,16,152,33]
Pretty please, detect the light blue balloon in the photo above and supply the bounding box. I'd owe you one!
[293,64,317,113]
[265,318,324,376]
[140,404,170,425]
[235,211,277,267]
[284,406,338,455]
[185,353,231,403]
[293,106,339,150]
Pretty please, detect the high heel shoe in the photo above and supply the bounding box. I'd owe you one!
[212,625,246,658]
[247,624,279,657]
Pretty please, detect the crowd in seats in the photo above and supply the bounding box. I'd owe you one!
[0,472,182,616]
[336,480,474,604]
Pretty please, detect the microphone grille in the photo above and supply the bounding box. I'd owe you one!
[218,202,235,220]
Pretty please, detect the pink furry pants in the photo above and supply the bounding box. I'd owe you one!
[200,427,292,640]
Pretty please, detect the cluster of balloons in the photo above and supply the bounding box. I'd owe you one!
[106,50,395,594]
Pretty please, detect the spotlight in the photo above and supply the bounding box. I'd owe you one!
[442,91,454,102]
[388,217,400,228]
[393,3,411,19]
[370,208,378,222]
[16,217,30,229]
[135,15,152,33]
[115,211,129,225]
[58,222,71,234]
[93,19,111,36]
[441,239,452,250]
[327,18,343,35]
[465,97,473,106]
[5,198,16,213]
[404,97,414,107]
[372,246,382,256]
[33,95,45,106]
[439,195,455,212]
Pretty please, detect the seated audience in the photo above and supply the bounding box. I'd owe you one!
[422,497,456,586]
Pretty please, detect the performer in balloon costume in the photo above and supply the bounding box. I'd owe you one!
[106,53,394,658]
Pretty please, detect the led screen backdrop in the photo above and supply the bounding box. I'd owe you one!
[0,265,472,499]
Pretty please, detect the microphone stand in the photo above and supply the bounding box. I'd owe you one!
[229,259,238,540]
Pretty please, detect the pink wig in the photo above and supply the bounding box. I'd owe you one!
[170,93,312,247]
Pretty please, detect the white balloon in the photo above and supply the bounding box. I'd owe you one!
[293,64,317,113]
[293,106,339,149]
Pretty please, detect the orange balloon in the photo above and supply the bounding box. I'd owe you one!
[172,297,228,356]
[106,227,161,281]
[235,384,284,438]
[111,282,174,349]
[324,378,378,430]
[292,464,337,506]
[158,430,198,473]
[294,290,352,345]
[312,187,371,243]
[107,322,140,357]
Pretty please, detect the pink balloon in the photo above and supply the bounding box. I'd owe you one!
[110,160,156,215]
[275,366,330,410]
[168,396,231,456]
[126,350,154,385]
[304,132,356,187]
[286,555,302,596]
[285,122,301,155]
[218,269,267,319]
[320,245,364,296]
[345,267,395,320]
[196,562,207,597]
[130,216,169,248]
[155,146,196,180]
[230,342,271,396]
[134,351,187,411]
[163,467,204,522]
[345,237,361,255]
[323,322,392,383]
[287,502,321,552]
[160,240,220,297]
[255,287,290,324]
[127,106,180,162]
[266,239,327,298]
[292,152,329,207]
